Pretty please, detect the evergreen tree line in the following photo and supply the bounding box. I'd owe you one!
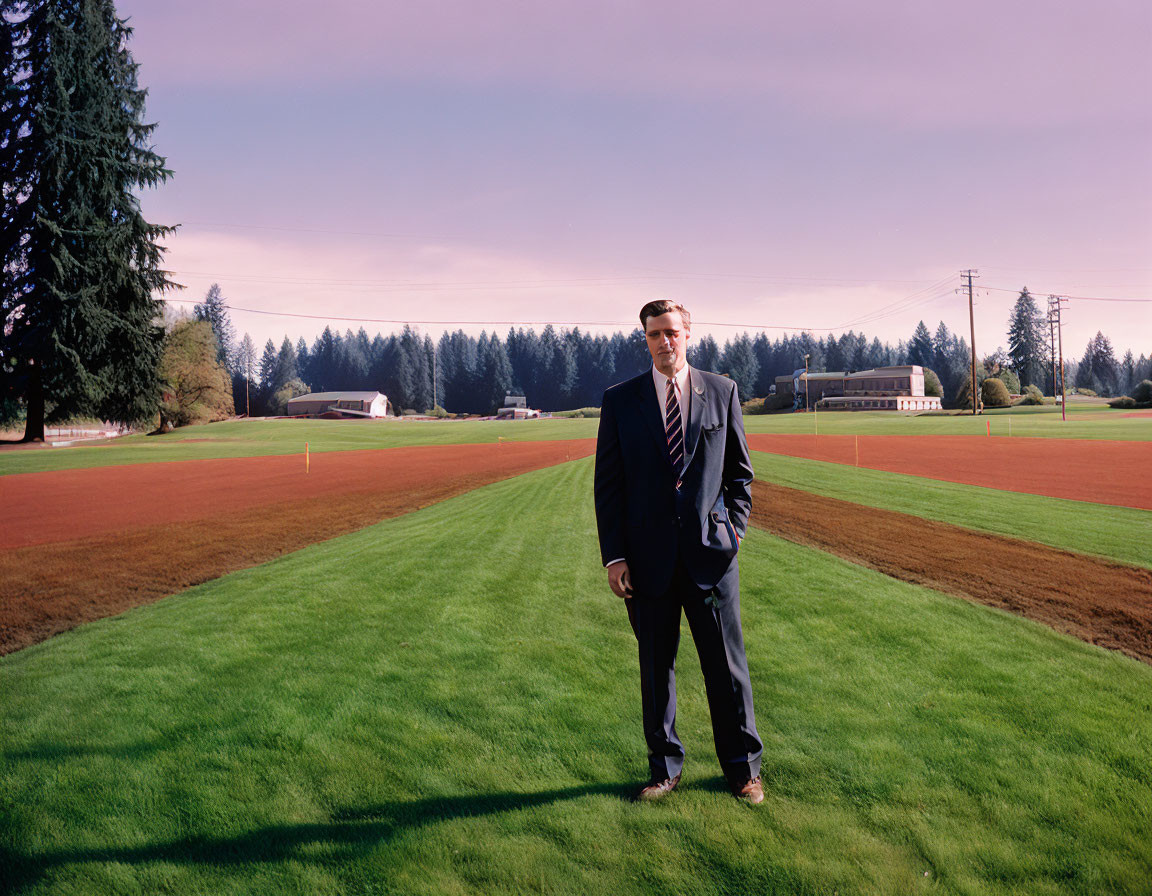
[197,284,1149,416]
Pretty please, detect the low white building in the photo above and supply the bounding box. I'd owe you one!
[775,365,943,412]
[495,393,540,419]
[286,391,390,418]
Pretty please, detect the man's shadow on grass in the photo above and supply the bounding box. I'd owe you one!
[2,779,667,892]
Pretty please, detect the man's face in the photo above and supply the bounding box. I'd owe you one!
[645,311,690,376]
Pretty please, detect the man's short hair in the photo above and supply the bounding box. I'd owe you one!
[640,300,691,331]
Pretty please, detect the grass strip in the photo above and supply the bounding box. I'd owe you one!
[0,417,600,476]
[4,399,1147,478]
[744,401,1151,441]
[2,460,1150,894]
[748,479,1152,663]
[752,450,1151,570]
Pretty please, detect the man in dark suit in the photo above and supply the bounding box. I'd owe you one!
[594,300,764,803]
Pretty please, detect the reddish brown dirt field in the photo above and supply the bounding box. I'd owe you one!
[746,434,1152,510]
[0,441,594,654]
[1121,410,1152,418]
[750,480,1152,664]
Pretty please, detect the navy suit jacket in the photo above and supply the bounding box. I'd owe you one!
[594,367,754,596]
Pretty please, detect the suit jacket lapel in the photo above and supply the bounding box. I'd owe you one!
[681,367,706,471]
[636,371,673,470]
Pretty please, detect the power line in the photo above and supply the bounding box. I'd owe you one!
[181,220,461,240]
[833,275,958,329]
[169,268,948,290]
[626,266,941,285]
[166,266,966,334]
[162,270,1149,336]
[173,270,702,288]
[165,296,843,331]
[981,284,1152,301]
[978,265,1152,274]
[166,269,968,332]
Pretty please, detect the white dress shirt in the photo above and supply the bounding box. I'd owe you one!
[652,364,690,432]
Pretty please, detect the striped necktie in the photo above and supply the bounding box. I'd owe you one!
[665,376,684,471]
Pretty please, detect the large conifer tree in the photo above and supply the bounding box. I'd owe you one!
[257,339,278,396]
[1075,331,1119,396]
[479,331,513,413]
[907,321,933,368]
[1,0,176,440]
[1006,287,1048,390]
[273,336,298,394]
[193,283,234,372]
[721,333,759,402]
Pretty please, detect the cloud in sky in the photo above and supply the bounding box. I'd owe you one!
[129,0,1150,128]
[164,229,669,343]
[120,0,1150,358]
[161,227,1144,364]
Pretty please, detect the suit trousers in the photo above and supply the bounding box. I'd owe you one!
[626,558,763,785]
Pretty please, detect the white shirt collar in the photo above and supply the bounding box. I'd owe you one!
[652,363,691,396]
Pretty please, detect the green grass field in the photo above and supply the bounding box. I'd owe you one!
[2,397,1146,477]
[3,460,1150,895]
[751,451,1152,570]
[744,400,1151,441]
[0,417,601,476]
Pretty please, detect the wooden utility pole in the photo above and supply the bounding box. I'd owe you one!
[1048,295,1068,421]
[1057,300,1067,421]
[962,269,979,414]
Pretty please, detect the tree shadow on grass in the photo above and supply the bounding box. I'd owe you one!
[1,781,637,893]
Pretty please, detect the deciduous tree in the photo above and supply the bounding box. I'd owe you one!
[981,376,1011,408]
[157,319,233,428]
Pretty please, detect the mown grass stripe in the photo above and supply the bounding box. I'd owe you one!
[4,398,1146,478]
[744,402,1151,441]
[752,450,1151,570]
[0,417,601,476]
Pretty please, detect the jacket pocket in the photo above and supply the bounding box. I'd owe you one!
[702,494,738,557]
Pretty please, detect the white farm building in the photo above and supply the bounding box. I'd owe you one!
[285,391,391,418]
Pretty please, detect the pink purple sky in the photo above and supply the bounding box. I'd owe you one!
[121,0,1150,360]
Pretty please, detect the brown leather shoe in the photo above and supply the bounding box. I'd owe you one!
[636,773,681,802]
[734,776,764,804]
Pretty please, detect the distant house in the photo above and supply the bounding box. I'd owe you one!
[774,365,942,412]
[496,393,539,419]
[285,391,391,418]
